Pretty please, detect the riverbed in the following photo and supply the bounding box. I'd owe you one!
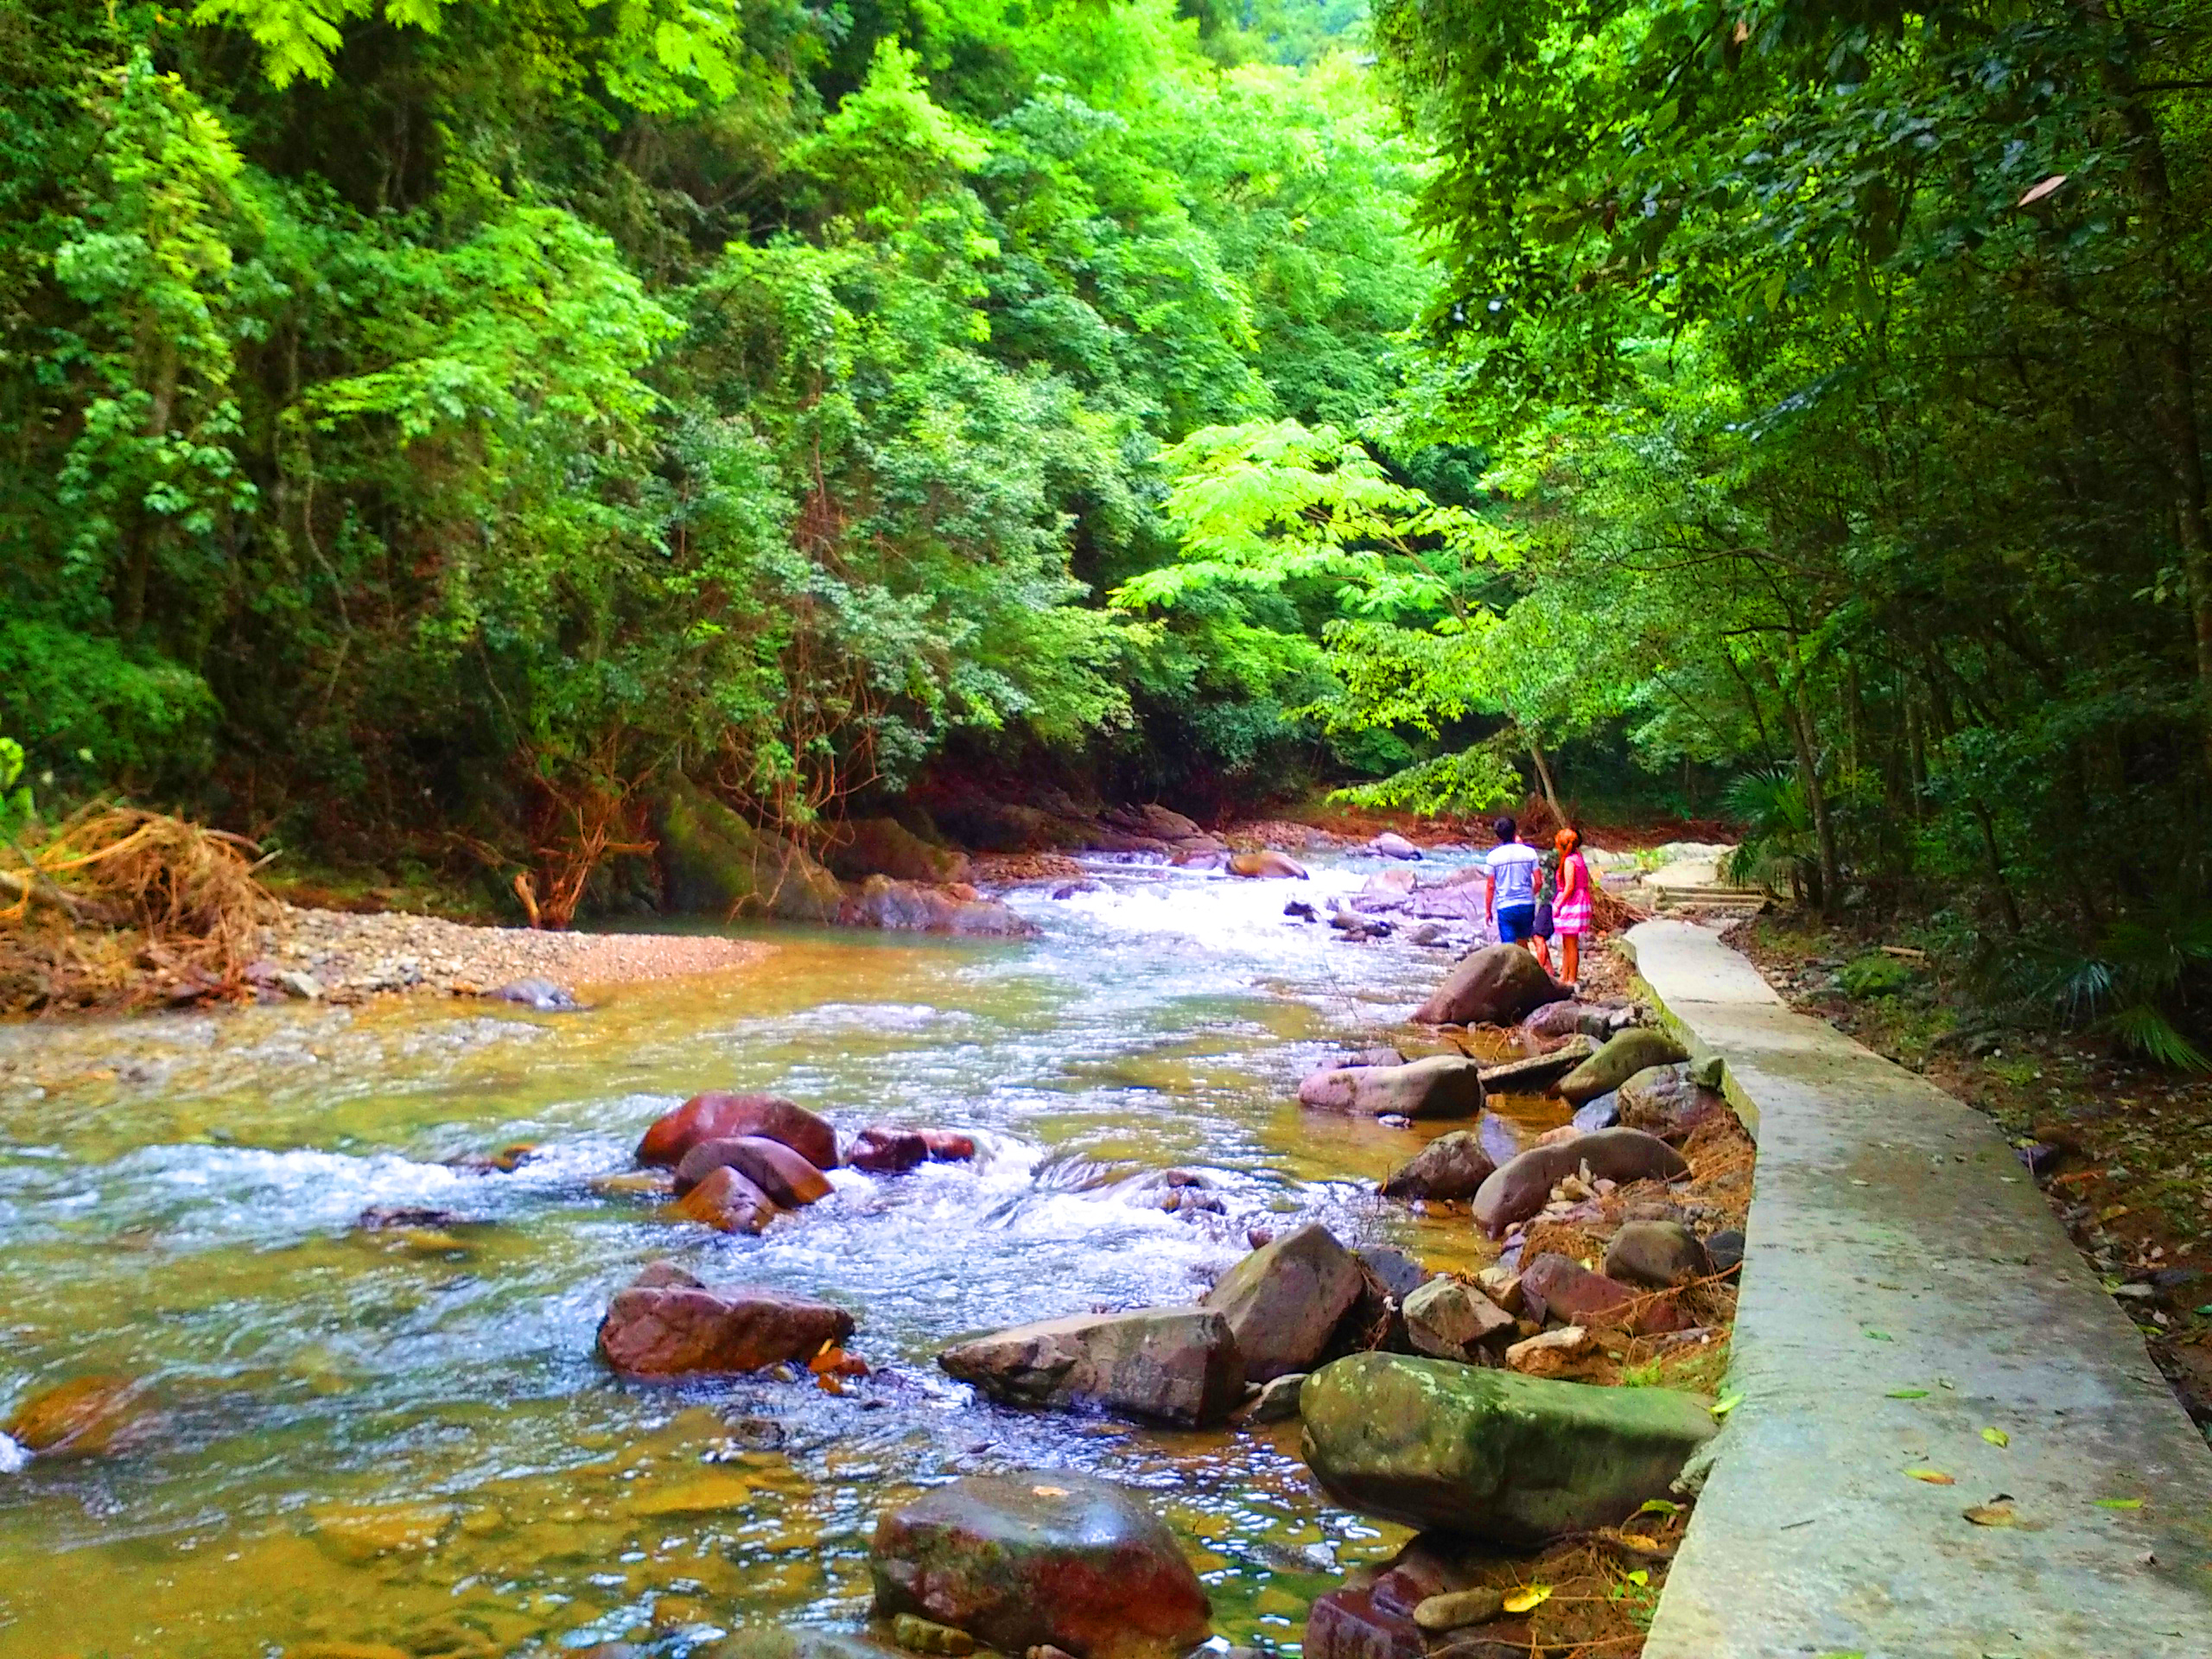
[0,855,1551,1658]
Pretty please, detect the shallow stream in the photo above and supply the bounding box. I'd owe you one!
[0,855,1560,1658]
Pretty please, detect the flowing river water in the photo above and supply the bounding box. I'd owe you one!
[0,855,1563,1659]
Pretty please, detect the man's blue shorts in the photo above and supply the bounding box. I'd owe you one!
[1497,902,1537,944]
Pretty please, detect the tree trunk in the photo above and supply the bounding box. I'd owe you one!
[1523,726,1564,824]
[1782,683,1839,911]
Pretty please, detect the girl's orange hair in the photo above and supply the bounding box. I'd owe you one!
[1554,827,1581,853]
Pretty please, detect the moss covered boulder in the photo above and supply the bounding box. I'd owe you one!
[1556,1027,1691,1106]
[656,776,841,922]
[1299,1353,1717,1545]
[870,1473,1211,1659]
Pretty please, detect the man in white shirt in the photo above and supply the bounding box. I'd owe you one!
[1484,816,1543,952]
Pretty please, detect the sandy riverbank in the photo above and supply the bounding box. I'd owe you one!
[257,906,771,1001]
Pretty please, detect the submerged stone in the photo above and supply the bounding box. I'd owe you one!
[870,1473,1211,1659]
[597,1271,853,1376]
[1299,1352,1718,1544]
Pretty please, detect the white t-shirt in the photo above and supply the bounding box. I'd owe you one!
[1486,842,1541,908]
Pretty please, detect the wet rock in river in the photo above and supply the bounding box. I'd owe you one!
[871,1472,1211,1659]
[483,976,580,1011]
[1616,1062,1728,1141]
[891,1614,974,1656]
[1298,1352,1718,1543]
[1297,1055,1485,1119]
[849,1126,929,1173]
[1236,1371,1307,1425]
[837,874,1037,939]
[707,1629,902,1659]
[355,1205,467,1230]
[921,1130,976,1162]
[1402,1278,1515,1362]
[938,1306,1244,1426]
[597,1270,853,1376]
[1471,1128,1690,1236]
[1200,1222,1367,1382]
[1411,943,1568,1027]
[639,1092,838,1171]
[2,1376,154,1459]
[1604,1220,1711,1288]
[1379,1132,1496,1201]
[673,1166,779,1234]
[1519,1251,1689,1334]
[1370,831,1422,861]
[675,1135,833,1206]
[1475,1110,1530,1171]
[444,1141,538,1173]
[1557,1028,1690,1106]
[1228,850,1308,879]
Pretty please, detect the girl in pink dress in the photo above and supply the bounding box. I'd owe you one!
[1552,827,1593,988]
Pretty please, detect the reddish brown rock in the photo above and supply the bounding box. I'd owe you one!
[1305,1587,1423,1659]
[1412,943,1567,1027]
[674,1135,833,1206]
[671,1166,778,1234]
[597,1274,853,1376]
[920,1130,976,1162]
[870,1473,1210,1659]
[849,1127,930,1173]
[638,1092,837,1170]
[1518,1252,1689,1335]
[3,1376,154,1459]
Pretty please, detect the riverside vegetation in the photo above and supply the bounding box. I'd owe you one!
[3,0,2210,1060]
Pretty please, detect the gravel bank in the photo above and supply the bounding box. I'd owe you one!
[257,906,770,1001]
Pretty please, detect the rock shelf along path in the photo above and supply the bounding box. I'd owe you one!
[1625,919,2212,1659]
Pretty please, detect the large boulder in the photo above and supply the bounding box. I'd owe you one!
[848,1126,928,1173]
[870,1473,1211,1659]
[1518,1252,1690,1335]
[1371,832,1422,861]
[638,1093,837,1171]
[1616,1063,1730,1141]
[826,817,971,885]
[671,1166,778,1234]
[1200,1223,1367,1382]
[1297,1056,1485,1120]
[1380,1133,1497,1202]
[1471,1128,1689,1236]
[939,1307,1245,1426]
[657,775,842,922]
[673,1136,832,1206]
[1299,1353,1719,1544]
[1412,944,1568,1027]
[597,1270,854,1376]
[1229,850,1309,879]
[1557,1028,1691,1106]
[837,875,1037,938]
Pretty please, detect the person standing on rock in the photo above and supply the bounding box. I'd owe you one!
[1552,826,1593,988]
[1484,817,1543,955]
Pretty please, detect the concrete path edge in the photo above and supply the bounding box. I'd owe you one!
[1623,919,2212,1659]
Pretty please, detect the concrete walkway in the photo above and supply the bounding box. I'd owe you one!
[1626,920,2212,1659]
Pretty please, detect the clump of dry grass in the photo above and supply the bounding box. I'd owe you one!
[0,805,275,1014]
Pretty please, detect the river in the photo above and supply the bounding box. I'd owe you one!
[0,854,1549,1658]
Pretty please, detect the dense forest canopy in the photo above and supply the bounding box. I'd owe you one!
[3,0,2209,1044]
